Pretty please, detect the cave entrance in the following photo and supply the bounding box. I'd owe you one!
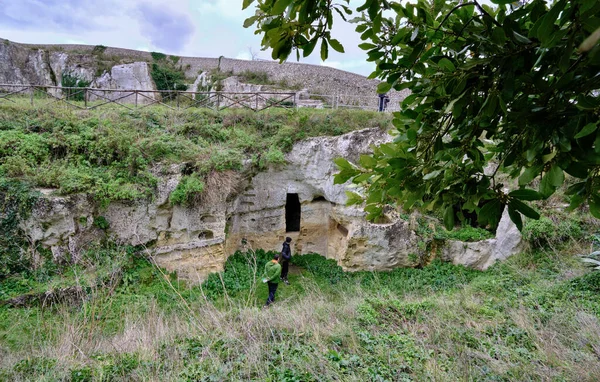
[285,193,301,232]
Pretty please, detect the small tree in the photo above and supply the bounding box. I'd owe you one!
[244,0,600,229]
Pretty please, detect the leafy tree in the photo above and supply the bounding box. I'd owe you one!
[244,0,600,229]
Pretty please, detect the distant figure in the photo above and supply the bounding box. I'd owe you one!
[262,252,282,307]
[378,93,390,112]
[280,236,292,284]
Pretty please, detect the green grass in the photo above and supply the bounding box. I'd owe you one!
[1,242,599,381]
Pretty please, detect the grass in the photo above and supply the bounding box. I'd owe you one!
[1,242,599,381]
[0,102,391,207]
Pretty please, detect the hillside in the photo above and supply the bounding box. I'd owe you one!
[0,38,408,109]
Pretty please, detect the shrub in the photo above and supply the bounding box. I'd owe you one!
[61,73,91,101]
[201,249,274,299]
[150,63,188,98]
[169,174,205,206]
[259,145,286,168]
[523,216,584,249]
[150,51,167,61]
[92,45,107,56]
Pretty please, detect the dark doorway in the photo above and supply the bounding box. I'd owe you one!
[286,193,301,232]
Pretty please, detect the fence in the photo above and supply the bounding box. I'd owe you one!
[0,84,297,112]
[0,84,401,113]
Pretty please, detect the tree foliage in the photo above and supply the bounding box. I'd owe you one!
[244,0,600,229]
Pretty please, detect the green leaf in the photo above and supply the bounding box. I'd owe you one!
[518,165,543,186]
[329,39,345,53]
[589,195,600,219]
[345,191,363,206]
[513,31,532,44]
[353,173,372,183]
[303,39,318,57]
[443,206,455,230]
[320,39,329,61]
[359,154,377,169]
[564,162,588,179]
[334,157,353,170]
[243,16,258,28]
[491,0,516,4]
[438,58,455,72]
[508,189,543,201]
[575,122,598,139]
[379,144,396,157]
[478,199,503,227]
[547,165,564,187]
[510,199,540,220]
[334,169,357,184]
[358,43,377,50]
[242,0,255,10]
[507,205,523,231]
[271,0,293,14]
[377,82,392,94]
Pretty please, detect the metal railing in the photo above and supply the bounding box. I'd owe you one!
[0,84,297,112]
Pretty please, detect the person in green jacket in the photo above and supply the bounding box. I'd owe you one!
[262,253,282,307]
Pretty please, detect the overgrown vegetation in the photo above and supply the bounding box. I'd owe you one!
[0,104,390,207]
[60,74,91,101]
[149,51,188,98]
[1,241,599,380]
[0,178,39,278]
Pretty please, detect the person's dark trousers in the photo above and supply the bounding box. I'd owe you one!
[280,260,289,280]
[266,282,279,305]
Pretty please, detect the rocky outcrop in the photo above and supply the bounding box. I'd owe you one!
[23,128,523,281]
[441,208,524,270]
[90,62,158,104]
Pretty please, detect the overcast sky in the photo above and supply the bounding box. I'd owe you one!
[0,0,375,76]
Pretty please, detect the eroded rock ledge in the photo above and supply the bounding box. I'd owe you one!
[24,128,523,282]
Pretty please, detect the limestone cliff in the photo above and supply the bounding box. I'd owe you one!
[23,128,523,282]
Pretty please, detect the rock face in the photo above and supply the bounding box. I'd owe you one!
[0,41,157,102]
[90,62,157,105]
[23,128,524,281]
[441,208,525,270]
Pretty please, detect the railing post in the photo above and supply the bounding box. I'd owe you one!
[255,93,258,111]
[30,86,34,107]
[84,88,88,108]
[216,92,220,111]
[135,91,138,108]
[177,91,180,110]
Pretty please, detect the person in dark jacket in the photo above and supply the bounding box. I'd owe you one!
[280,236,292,284]
[262,253,282,307]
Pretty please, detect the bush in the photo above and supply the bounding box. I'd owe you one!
[259,145,286,168]
[201,249,274,299]
[169,174,205,206]
[61,74,91,101]
[523,216,584,249]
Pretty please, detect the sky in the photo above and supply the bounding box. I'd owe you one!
[0,0,376,76]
